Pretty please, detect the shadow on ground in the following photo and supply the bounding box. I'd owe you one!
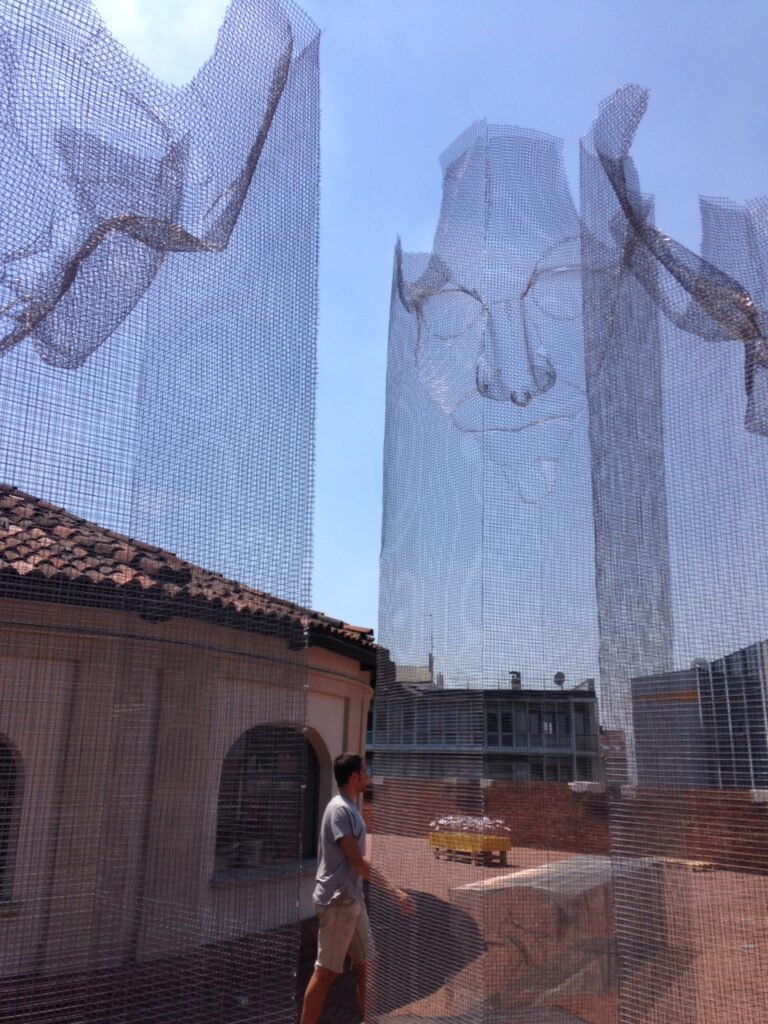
[371,889,485,1013]
[296,890,484,1023]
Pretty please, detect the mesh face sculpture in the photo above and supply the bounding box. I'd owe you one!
[394,122,584,492]
[375,86,768,1024]
[382,121,599,692]
[382,87,768,696]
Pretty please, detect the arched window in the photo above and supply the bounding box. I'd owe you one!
[215,726,320,874]
[0,741,19,899]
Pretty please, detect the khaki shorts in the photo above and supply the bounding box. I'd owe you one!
[315,897,376,974]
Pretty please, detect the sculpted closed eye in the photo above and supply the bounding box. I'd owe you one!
[419,289,486,344]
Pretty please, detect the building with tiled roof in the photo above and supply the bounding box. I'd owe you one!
[0,484,377,1000]
[0,484,376,660]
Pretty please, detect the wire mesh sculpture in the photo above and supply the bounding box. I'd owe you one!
[0,1,319,1023]
[375,86,768,1024]
[2,1,767,1016]
[381,121,596,697]
[0,0,318,599]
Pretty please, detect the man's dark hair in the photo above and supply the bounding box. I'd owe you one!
[334,752,362,787]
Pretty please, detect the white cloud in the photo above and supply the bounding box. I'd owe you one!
[92,0,230,85]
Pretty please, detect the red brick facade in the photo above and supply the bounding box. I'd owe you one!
[367,779,768,872]
[613,787,768,873]
[367,778,611,855]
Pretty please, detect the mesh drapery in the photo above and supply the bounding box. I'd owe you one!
[375,87,768,1024]
[0,0,317,599]
[0,1,318,1022]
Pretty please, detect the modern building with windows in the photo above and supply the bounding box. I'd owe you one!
[371,676,600,782]
[631,640,768,789]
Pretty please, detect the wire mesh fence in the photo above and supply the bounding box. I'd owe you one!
[374,87,768,1024]
[0,2,766,1020]
[0,0,319,1022]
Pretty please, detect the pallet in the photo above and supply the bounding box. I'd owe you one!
[427,831,510,866]
[430,847,508,866]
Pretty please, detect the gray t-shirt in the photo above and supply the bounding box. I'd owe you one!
[313,793,366,905]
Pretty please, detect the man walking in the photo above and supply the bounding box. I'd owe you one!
[300,752,411,1024]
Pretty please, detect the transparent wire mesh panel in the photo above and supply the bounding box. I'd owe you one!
[0,0,317,600]
[381,121,595,693]
[371,668,491,1024]
[584,87,768,1024]
[376,121,613,1024]
[0,1,318,1022]
[375,89,768,1024]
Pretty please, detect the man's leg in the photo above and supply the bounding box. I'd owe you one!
[353,960,367,1020]
[348,899,376,1022]
[300,965,337,1024]
[303,901,358,1024]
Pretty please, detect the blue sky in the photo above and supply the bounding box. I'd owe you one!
[93,0,768,632]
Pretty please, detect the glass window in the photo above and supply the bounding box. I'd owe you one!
[429,708,443,744]
[215,726,314,873]
[574,705,587,735]
[401,708,414,744]
[416,710,429,743]
[445,710,457,744]
[486,709,499,746]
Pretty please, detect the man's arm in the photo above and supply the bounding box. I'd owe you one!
[337,836,412,914]
[338,835,371,881]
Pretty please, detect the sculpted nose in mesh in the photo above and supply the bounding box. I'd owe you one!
[395,122,584,445]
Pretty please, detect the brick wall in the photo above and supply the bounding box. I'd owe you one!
[613,787,768,873]
[367,778,611,855]
[367,779,768,872]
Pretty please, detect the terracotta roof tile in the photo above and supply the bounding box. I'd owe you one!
[110,566,137,586]
[113,546,136,564]
[12,560,37,576]
[0,485,376,655]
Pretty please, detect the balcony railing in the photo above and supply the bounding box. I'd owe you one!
[372,737,583,754]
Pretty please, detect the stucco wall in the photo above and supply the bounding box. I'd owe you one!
[0,597,372,976]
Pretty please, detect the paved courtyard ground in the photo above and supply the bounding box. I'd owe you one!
[297,834,768,1024]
